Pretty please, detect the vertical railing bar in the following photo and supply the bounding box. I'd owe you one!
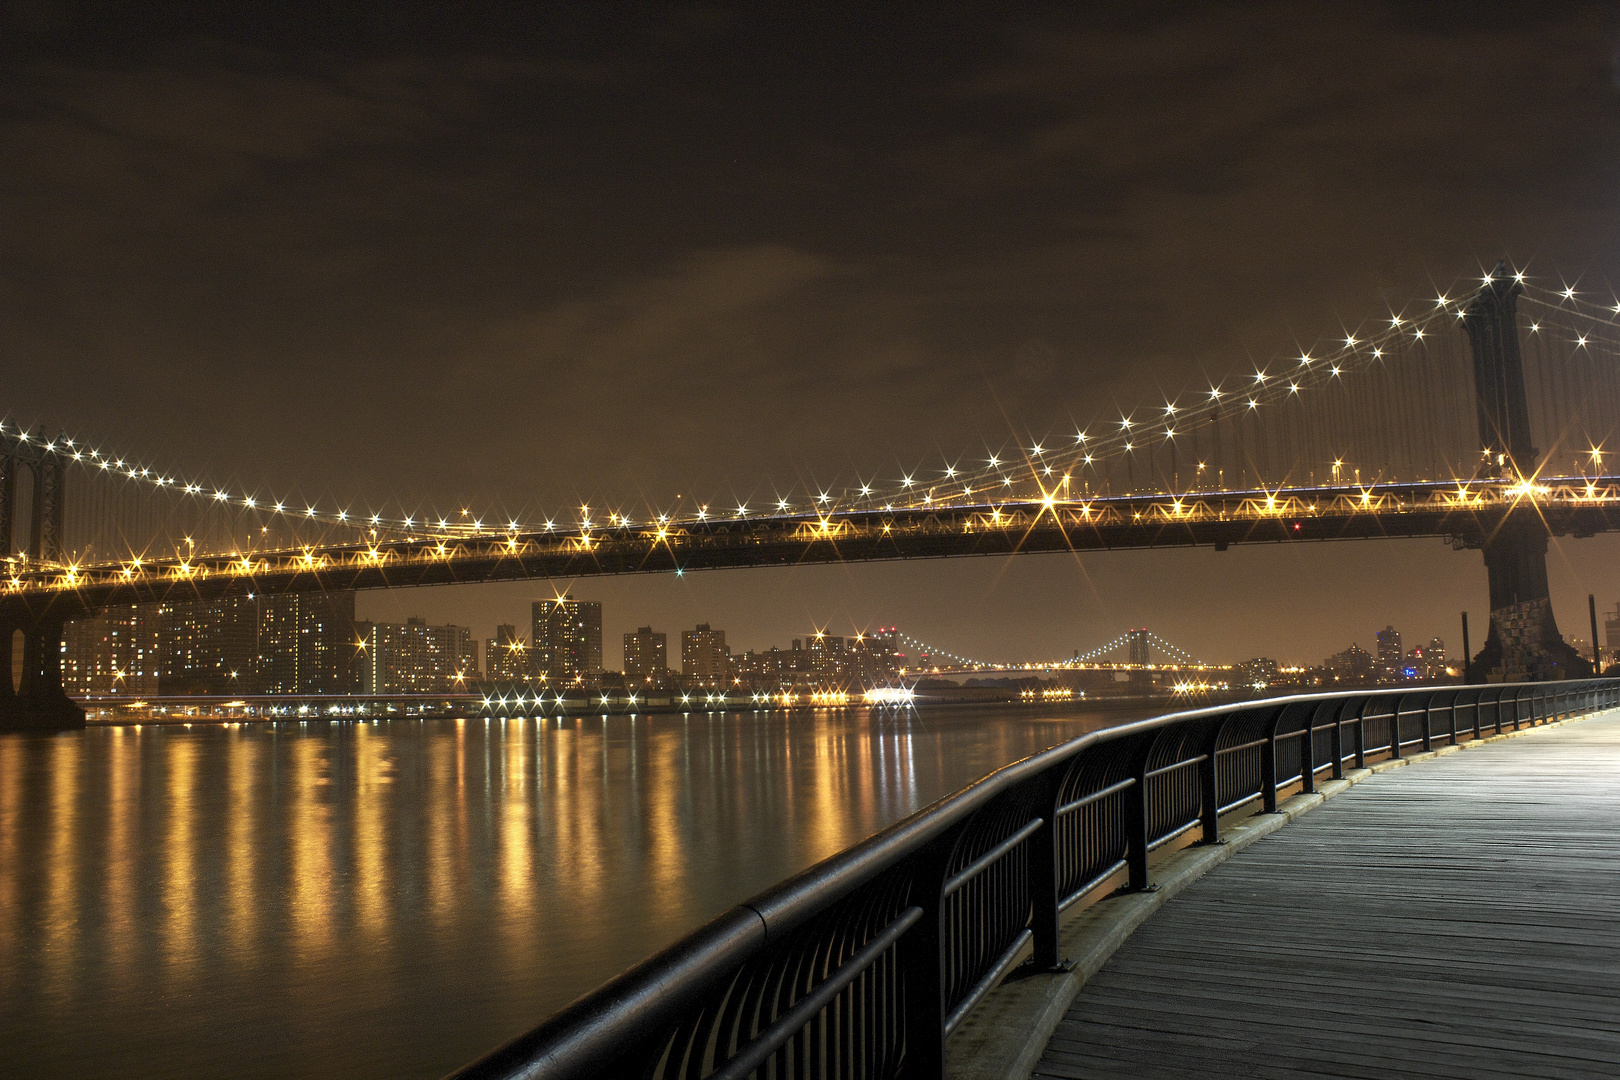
[1355,697,1367,769]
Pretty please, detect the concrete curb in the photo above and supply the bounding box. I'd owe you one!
[943,706,1609,1080]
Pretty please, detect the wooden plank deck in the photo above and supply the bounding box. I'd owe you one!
[1032,712,1620,1080]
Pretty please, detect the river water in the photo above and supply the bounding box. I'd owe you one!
[0,702,1156,1079]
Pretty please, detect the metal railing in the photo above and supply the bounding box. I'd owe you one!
[447,679,1619,1080]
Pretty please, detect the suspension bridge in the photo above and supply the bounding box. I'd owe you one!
[897,629,1209,676]
[4,265,1619,729]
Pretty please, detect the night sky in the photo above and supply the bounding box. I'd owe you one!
[7,3,1620,667]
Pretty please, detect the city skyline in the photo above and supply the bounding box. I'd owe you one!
[349,545,1612,673]
[61,584,1547,698]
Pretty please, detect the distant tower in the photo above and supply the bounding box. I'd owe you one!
[1127,629,1150,692]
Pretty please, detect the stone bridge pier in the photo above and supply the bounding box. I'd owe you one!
[0,605,88,732]
[1,432,86,732]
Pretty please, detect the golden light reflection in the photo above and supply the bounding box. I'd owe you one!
[0,737,22,979]
[38,738,82,1007]
[354,724,391,940]
[163,733,198,978]
[225,729,260,961]
[497,719,536,962]
[105,727,139,983]
[289,737,334,961]
[0,703,1110,1077]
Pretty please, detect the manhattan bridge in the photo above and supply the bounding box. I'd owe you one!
[5,265,1620,730]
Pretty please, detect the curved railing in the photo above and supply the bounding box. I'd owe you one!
[446,679,1619,1080]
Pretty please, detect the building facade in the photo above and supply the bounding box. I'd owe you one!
[255,592,359,694]
[623,626,667,679]
[159,597,260,694]
[1375,625,1402,674]
[681,623,731,686]
[533,597,603,682]
[61,604,161,696]
[356,617,476,694]
[485,623,532,681]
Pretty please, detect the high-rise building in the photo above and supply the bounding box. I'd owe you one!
[1375,626,1402,669]
[159,597,260,694]
[838,629,902,685]
[485,623,532,681]
[255,592,358,694]
[868,628,901,679]
[62,604,161,696]
[355,617,476,694]
[1238,657,1281,686]
[681,623,731,685]
[623,626,667,679]
[806,632,844,678]
[534,597,603,681]
[1326,643,1374,679]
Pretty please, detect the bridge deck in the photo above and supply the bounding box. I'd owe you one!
[1034,712,1620,1080]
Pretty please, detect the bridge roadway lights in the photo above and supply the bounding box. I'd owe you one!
[0,601,89,733]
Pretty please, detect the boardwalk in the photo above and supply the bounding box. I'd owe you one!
[1033,712,1620,1080]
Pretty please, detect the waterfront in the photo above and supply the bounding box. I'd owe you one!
[0,701,1155,1079]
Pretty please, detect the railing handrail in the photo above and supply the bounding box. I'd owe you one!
[447,678,1617,1080]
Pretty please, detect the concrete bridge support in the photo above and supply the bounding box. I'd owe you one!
[1464,266,1588,682]
[0,434,86,732]
[0,611,86,732]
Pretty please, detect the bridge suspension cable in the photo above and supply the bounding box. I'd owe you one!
[899,629,1205,670]
[1068,631,1205,667]
[11,266,1620,572]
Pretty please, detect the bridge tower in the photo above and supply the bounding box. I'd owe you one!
[0,431,87,732]
[1462,266,1587,682]
[1127,628,1150,693]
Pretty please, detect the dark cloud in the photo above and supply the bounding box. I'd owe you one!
[4,2,1620,663]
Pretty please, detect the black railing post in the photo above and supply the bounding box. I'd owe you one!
[1030,771,1064,971]
[1328,702,1354,777]
[901,849,951,1080]
[1125,734,1158,892]
[1300,704,1320,795]
[1355,699,1367,769]
[1198,715,1229,844]
[1261,707,1282,813]
[1330,700,1345,780]
[1388,695,1404,760]
[1421,694,1433,752]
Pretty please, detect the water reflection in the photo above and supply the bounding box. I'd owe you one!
[0,703,1145,1079]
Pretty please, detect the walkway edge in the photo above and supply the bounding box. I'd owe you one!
[942,707,1610,1080]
